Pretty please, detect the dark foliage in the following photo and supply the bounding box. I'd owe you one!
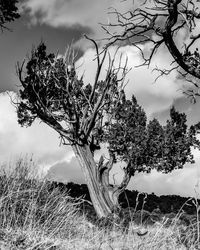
[49,181,200,216]
[47,181,91,202]
[102,101,200,174]
[119,190,196,215]
[0,0,20,31]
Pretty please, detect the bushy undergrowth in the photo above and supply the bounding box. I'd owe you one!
[0,158,199,249]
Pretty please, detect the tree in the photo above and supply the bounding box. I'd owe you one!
[0,0,20,31]
[103,0,200,101]
[16,41,200,218]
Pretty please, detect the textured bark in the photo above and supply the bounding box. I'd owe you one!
[73,144,124,218]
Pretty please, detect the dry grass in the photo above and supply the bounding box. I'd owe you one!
[0,158,199,250]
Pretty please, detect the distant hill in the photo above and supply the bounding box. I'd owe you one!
[47,181,198,215]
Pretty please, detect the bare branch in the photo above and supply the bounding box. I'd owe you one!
[102,0,200,91]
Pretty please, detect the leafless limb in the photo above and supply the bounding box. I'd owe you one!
[102,0,200,91]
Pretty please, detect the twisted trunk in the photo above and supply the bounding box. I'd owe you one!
[73,144,129,218]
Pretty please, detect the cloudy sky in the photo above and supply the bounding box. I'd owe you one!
[1,0,200,198]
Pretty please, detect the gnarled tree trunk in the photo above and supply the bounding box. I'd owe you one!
[73,144,130,218]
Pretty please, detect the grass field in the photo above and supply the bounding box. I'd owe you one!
[0,158,199,250]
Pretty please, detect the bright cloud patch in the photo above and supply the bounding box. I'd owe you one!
[47,157,83,184]
[129,163,200,198]
[0,92,74,173]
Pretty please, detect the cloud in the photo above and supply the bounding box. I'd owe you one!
[0,92,74,173]
[20,0,133,49]
[128,163,200,198]
[21,0,132,30]
[47,156,84,184]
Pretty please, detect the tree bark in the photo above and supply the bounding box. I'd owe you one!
[72,144,125,218]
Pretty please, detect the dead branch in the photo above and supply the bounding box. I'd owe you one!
[102,0,200,89]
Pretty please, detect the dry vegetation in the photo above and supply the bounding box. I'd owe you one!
[0,158,199,250]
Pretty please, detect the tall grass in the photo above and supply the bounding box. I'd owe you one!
[0,158,84,249]
[0,158,198,249]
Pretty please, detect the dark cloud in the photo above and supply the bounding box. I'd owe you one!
[0,15,87,92]
[20,0,133,50]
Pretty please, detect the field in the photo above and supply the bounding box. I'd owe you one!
[0,158,199,250]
